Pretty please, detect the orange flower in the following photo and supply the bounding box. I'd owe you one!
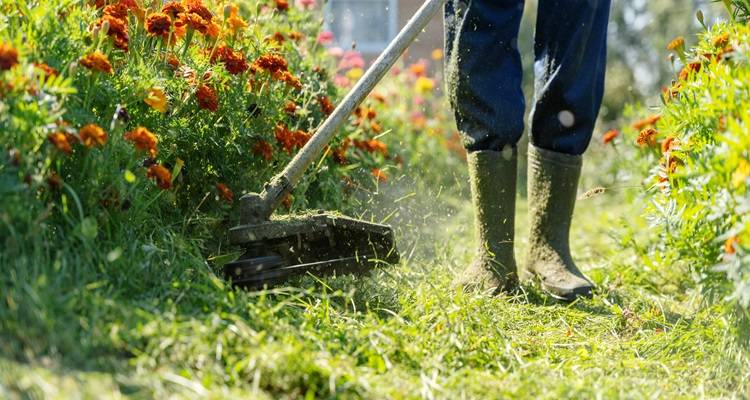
[124,126,158,157]
[666,36,685,51]
[332,138,350,165]
[275,70,302,89]
[147,164,172,189]
[196,84,218,112]
[632,114,661,130]
[33,62,58,76]
[371,92,387,104]
[725,236,740,255]
[283,101,297,114]
[251,53,288,73]
[166,54,180,69]
[276,0,289,11]
[210,44,248,75]
[252,140,274,161]
[80,52,113,74]
[227,14,248,33]
[366,108,377,120]
[661,136,678,153]
[371,168,387,182]
[216,183,234,203]
[602,129,619,145]
[353,139,387,156]
[370,121,383,134]
[408,62,426,77]
[79,123,108,147]
[274,125,309,153]
[318,95,334,115]
[99,5,130,51]
[146,12,172,38]
[636,128,658,147]
[0,42,19,71]
[713,32,730,48]
[288,31,303,41]
[48,132,73,155]
[161,1,185,18]
[678,62,702,81]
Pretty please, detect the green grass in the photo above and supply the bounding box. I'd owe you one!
[2,165,747,399]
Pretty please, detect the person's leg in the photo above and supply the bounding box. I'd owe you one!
[444,0,525,293]
[524,0,611,300]
[444,0,526,153]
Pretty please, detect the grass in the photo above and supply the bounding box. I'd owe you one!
[1,154,748,399]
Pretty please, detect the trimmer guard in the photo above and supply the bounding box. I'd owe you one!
[224,213,399,287]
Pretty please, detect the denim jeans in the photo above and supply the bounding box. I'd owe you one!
[444,0,611,156]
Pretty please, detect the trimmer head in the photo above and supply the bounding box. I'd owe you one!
[224,212,399,288]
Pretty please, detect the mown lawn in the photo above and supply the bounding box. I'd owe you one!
[2,165,747,399]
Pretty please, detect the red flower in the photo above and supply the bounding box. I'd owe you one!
[146,12,172,38]
[147,164,172,189]
[210,44,249,75]
[216,183,234,203]
[252,140,274,161]
[79,124,108,148]
[124,126,158,157]
[602,129,619,145]
[318,95,334,115]
[276,0,289,11]
[0,42,19,71]
[196,84,218,112]
[80,51,113,74]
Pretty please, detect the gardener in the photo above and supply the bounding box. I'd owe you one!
[445,0,611,300]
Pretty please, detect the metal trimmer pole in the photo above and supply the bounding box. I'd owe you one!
[240,0,446,224]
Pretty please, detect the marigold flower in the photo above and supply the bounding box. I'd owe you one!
[283,101,298,114]
[227,15,248,33]
[274,125,310,153]
[713,32,730,48]
[33,62,58,76]
[366,108,377,120]
[371,92,387,103]
[144,87,168,113]
[678,62,702,81]
[666,36,685,51]
[161,1,185,18]
[124,126,158,157]
[431,49,444,60]
[371,121,383,134]
[636,128,658,147]
[98,9,130,51]
[147,164,172,189]
[632,114,661,130]
[210,44,248,75]
[196,84,218,112]
[47,172,63,190]
[252,140,274,161]
[371,168,387,183]
[276,0,289,11]
[216,183,234,203]
[79,123,108,148]
[48,132,73,155]
[318,95,334,115]
[288,31,303,41]
[146,12,172,38]
[0,43,19,71]
[275,70,302,89]
[252,53,288,73]
[166,54,180,69]
[354,139,387,156]
[332,138,350,164]
[80,51,113,74]
[724,236,740,255]
[661,136,678,153]
[602,129,619,145]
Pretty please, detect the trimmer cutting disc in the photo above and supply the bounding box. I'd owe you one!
[224,213,399,288]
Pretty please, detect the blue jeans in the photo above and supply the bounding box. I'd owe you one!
[444,0,611,156]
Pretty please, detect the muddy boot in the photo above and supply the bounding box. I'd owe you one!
[523,144,594,300]
[457,149,518,294]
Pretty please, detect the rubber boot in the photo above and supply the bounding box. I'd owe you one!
[457,149,518,294]
[523,144,594,300]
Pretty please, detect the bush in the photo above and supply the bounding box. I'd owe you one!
[616,13,750,321]
[0,0,460,359]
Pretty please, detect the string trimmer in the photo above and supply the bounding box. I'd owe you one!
[224,0,445,287]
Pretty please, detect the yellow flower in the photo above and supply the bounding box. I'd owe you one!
[414,76,435,93]
[346,67,364,81]
[144,87,168,113]
[732,159,750,188]
[431,48,443,61]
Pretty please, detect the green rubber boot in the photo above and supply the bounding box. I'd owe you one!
[457,149,518,294]
[523,144,594,301]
